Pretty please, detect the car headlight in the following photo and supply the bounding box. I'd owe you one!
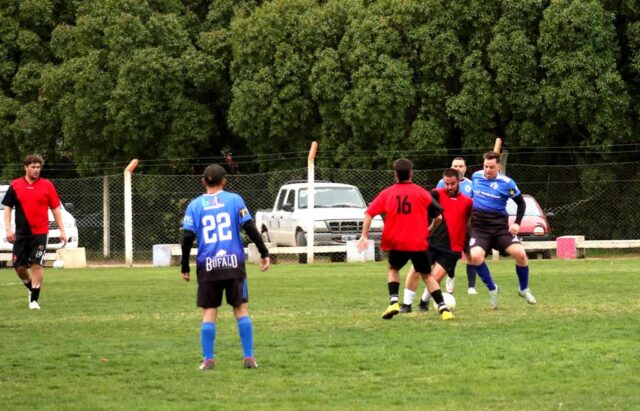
[533,226,546,236]
[314,221,328,231]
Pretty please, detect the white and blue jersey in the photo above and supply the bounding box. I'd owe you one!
[471,170,520,216]
[436,177,473,198]
[182,191,252,280]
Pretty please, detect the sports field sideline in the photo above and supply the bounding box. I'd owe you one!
[1,258,639,410]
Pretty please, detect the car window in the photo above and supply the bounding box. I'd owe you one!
[299,187,366,209]
[506,196,541,217]
[275,189,287,211]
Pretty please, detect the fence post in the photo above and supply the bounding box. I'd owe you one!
[124,159,138,266]
[103,175,111,259]
[307,142,318,264]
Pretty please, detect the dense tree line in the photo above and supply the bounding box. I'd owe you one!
[1,0,639,177]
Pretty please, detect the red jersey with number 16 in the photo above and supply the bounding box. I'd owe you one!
[366,182,436,251]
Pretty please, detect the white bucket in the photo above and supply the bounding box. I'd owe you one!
[346,239,375,262]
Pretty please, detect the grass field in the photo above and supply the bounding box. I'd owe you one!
[1,258,639,410]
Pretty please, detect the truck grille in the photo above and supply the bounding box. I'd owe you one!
[326,220,362,233]
[48,221,58,230]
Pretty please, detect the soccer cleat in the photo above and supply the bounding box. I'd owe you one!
[399,304,412,313]
[467,287,478,295]
[441,310,454,321]
[29,301,41,310]
[381,302,400,319]
[198,359,216,371]
[518,288,537,305]
[243,357,258,369]
[489,284,499,309]
[418,301,429,312]
[446,276,455,293]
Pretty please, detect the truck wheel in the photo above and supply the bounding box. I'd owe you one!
[374,246,383,262]
[296,231,307,264]
[330,253,346,262]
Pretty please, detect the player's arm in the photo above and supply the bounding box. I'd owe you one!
[510,194,526,235]
[3,206,14,243]
[51,207,67,247]
[181,229,196,281]
[357,213,373,251]
[242,219,270,271]
[427,197,443,232]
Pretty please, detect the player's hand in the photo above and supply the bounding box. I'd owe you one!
[260,257,270,271]
[356,236,369,252]
[59,232,67,247]
[181,272,190,282]
[6,230,15,244]
[509,223,520,236]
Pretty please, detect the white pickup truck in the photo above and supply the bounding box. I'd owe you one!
[255,181,383,262]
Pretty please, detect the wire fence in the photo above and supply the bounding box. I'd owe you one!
[48,161,640,264]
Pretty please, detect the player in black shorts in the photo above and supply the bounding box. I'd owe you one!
[2,154,67,310]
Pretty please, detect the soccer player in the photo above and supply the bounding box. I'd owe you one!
[180,164,270,371]
[2,154,67,310]
[357,158,453,321]
[435,157,478,295]
[468,151,537,309]
[401,168,473,312]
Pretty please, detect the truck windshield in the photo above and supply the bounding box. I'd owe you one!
[299,187,366,209]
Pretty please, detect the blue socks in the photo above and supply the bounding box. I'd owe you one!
[237,316,254,358]
[201,322,216,360]
[475,262,496,291]
[466,264,477,287]
[516,265,529,290]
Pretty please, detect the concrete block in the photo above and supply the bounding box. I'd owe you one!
[556,236,585,259]
[56,247,87,268]
[346,239,374,262]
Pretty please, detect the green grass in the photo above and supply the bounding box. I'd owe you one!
[1,259,639,410]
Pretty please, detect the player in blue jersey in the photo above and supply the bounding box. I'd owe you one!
[181,164,270,370]
[435,157,478,295]
[468,152,536,309]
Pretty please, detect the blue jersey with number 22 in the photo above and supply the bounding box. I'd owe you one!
[182,191,252,270]
[471,170,521,216]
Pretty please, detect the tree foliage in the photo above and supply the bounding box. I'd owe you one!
[1,0,640,177]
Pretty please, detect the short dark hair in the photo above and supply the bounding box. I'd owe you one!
[442,168,460,179]
[452,157,466,164]
[483,151,501,163]
[23,154,44,167]
[203,164,226,187]
[393,158,413,182]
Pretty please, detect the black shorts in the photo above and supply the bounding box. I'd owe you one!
[469,211,520,254]
[429,245,461,276]
[388,250,432,274]
[197,277,248,308]
[12,234,47,268]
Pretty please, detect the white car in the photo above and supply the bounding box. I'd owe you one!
[0,184,79,253]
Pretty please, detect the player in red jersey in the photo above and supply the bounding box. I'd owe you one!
[2,154,67,310]
[357,158,454,321]
[400,168,473,312]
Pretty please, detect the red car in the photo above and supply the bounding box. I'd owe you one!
[507,194,554,258]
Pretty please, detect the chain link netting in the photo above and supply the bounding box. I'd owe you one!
[50,161,640,264]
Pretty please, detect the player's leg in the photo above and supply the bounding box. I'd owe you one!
[462,252,478,295]
[505,243,537,304]
[420,262,447,307]
[401,265,420,313]
[413,252,453,320]
[197,281,222,370]
[12,238,33,305]
[382,251,406,319]
[230,278,258,368]
[26,236,46,309]
[469,243,499,309]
